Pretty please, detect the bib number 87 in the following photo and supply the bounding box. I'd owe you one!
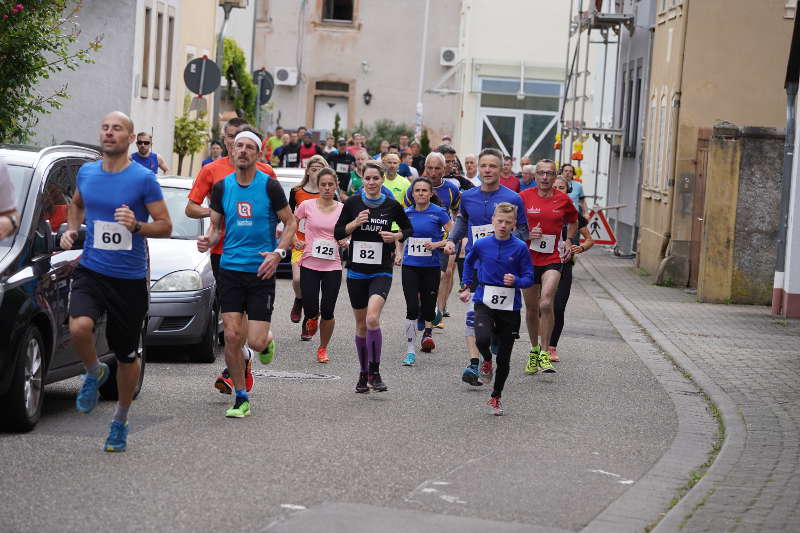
[102,232,122,245]
[490,294,507,305]
[359,249,375,260]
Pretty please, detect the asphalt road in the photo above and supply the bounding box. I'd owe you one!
[0,270,677,532]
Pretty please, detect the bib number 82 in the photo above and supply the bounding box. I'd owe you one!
[359,249,375,260]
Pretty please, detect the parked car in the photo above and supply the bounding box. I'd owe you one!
[0,145,145,432]
[275,168,303,277]
[145,177,219,363]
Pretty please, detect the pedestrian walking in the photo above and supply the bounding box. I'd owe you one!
[130,132,169,174]
[198,129,296,418]
[444,148,528,387]
[459,202,533,415]
[547,176,594,362]
[519,159,578,374]
[294,168,347,363]
[401,177,452,366]
[61,111,172,451]
[334,160,412,393]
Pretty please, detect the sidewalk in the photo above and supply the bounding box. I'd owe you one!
[579,250,800,532]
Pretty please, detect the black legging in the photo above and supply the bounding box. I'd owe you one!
[474,302,520,398]
[300,266,342,320]
[401,265,440,321]
[550,262,573,347]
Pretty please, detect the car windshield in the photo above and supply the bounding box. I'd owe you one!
[0,164,33,248]
[159,185,202,238]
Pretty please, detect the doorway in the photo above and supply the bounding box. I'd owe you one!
[477,108,559,170]
[313,96,348,134]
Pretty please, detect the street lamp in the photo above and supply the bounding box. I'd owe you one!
[214,0,248,136]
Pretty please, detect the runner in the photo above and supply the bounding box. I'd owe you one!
[346,148,394,199]
[519,164,537,192]
[61,111,172,451]
[444,147,528,386]
[548,176,594,361]
[334,160,412,393]
[130,132,169,174]
[401,177,452,366]
[278,130,301,167]
[326,138,355,194]
[463,154,480,186]
[381,152,411,202]
[561,163,588,215]
[498,156,520,192]
[294,168,347,362]
[185,118,278,395]
[299,131,324,167]
[519,159,578,374]
[198,129,296,418]
[288,154,328,336]
[458,202,533,415]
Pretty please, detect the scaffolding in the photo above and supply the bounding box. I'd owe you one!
[559,0,634,211]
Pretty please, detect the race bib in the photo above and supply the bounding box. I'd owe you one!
[352,241,382,264]
[302,158,311,168]
[93,220,132,251]
[298,218,306,233]
[530,234,557,254]
[407,237,432,257]
[311,238,337,260]
[336,163,350,174]
[287,153,298,163]
[471,223,494,242]
[482,285,514,311]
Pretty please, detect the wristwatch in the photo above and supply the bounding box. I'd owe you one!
[274,248,287,259]
[132,221,142,234]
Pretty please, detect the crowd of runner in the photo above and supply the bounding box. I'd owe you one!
[60,112,596,452]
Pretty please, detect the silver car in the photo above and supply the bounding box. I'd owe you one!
[145,177,219,362]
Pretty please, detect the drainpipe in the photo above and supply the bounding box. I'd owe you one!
[773,82,797,314]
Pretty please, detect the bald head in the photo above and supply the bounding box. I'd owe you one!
[99,111,136,156]
[105,111,134,133]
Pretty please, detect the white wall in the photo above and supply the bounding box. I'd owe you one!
[217,0,255,69]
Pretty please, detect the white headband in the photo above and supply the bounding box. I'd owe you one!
[234,131,262,149]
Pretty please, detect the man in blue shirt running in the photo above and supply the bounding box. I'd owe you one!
[61,111,172,452]
[130,132,169,174]
[444,147,528,386]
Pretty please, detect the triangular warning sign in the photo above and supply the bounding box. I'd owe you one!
[581,210,616,246]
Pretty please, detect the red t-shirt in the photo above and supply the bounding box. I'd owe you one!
[520,187,578,267]
[299,143,321,167]
[499,175,520,192]
[187,157,276,255]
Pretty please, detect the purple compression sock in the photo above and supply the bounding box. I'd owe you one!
[366,328,383,365]
[355,335,368,373]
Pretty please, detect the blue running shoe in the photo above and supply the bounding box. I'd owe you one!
[104,420,129,452]
[416,317,425,331]
[403,352,416,366]
[431,309,443,327]
[461,363,482,386]
[76,362,110,413]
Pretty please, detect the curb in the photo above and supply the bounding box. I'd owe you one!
[580,257,745,532]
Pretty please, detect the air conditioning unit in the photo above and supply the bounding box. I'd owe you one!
[440,47,458,67]
[274,67,298,86]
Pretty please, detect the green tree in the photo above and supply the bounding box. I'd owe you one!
[222,38,257,125]
[173,114,209,175]
[349,119,415,154]
[420,128,431,155]
[332,113,342,142]
[0,1,102,143]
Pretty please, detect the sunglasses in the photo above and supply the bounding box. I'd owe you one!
[136,141,151,146]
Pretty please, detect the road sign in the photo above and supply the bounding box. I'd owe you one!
[582,210,617,246]
[183,57,221,96]
[253,69,274,105]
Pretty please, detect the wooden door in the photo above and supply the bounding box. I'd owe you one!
[689,128,710,288]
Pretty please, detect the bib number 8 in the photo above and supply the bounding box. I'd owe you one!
[102,232,122,245]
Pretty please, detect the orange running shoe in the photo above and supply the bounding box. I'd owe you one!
[548,346,560,362]
[316,347,330,363]
[306,317,319,337]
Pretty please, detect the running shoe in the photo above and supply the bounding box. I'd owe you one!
[420,334,435,353]
[316,347,330,363]
[290,298,302,323]
[538,351,557,373]
[479,360,494,384]
[462,363,482,386]
[548,346,560,363]
[306,317,319,337]
[259,339,276,365]
[524,346,540,375]
[431,309,443,326]
[225,398,251,418]
[487,396,504,416]
[355,373,370,393]
[214,368,234,394]
[402,352,416,366]
[368,373,388,392]
[300,318,313,341]
[433,322,445,330]
[104,420,129,452]
[76,362,110,413]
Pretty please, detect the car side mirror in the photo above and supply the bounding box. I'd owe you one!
[54,222,87,251]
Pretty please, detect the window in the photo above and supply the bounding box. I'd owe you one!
[141,7,151,95]
[315,81,349,92]
[154,10,164,97]
[322,0,353,22]
[645,95,656,187]
[165,14,174,98]
[618,69,627,129]
[629,66,642,155]
[656,94,667,190]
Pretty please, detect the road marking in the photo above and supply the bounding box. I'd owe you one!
[280,504,307,510]
[439,494,467,505]
[421,488,438,493]
[588,469,634,485]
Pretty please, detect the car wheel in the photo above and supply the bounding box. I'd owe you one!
[100,328,146,401]
[2,326,45,432]
[191,307,218,364]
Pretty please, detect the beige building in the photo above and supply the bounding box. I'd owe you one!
[637,0,794,284]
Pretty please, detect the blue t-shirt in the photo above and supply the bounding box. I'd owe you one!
[569,181,585,213]
[519,179,537,192]
[457,185,526,253]
[403,179,461,212]
[131,152,158,173]
[403,204,451,268]
[461,234,534,311]
[78,160,163,279]
[210,171,288,274]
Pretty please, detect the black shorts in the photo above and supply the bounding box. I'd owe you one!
[68,265,148,362]
[346,275,392,309]
[210,253,221,279]
[217,267,276,322]
[534,262,564,285]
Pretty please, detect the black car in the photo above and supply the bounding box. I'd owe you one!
[0,145,145,432]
